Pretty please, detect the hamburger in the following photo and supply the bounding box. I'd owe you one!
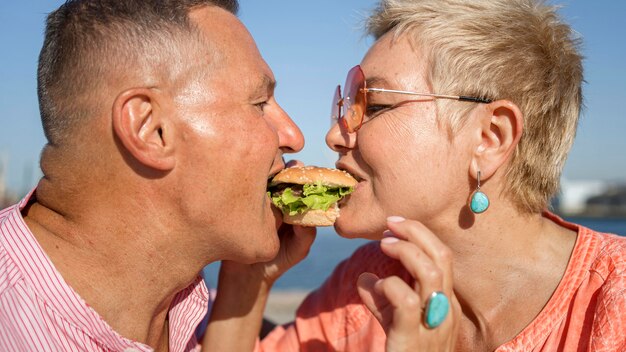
[268,166,357,226]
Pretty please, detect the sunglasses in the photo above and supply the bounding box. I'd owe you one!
[331,65,492,133]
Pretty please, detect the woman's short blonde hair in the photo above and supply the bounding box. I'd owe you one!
[367,0,583,213]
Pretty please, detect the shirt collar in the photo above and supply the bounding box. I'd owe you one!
[2,189,209,351]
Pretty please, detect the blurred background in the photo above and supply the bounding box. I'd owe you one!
[1,0,625,323]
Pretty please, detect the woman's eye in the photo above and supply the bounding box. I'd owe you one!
[365,104,391,116]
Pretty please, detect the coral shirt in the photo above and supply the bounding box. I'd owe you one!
[0,192,210,351]
[261,214,626,351]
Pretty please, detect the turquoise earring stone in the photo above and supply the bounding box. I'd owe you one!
[424,291,450,329]
[470,190,489,214]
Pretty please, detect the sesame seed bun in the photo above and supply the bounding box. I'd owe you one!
[269,166,357,188]
[269,166,357,227]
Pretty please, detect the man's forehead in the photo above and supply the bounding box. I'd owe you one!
[189,6,254,50]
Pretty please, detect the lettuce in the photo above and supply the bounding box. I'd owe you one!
[270,181,354,216]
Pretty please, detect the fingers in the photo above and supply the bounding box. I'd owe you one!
[285,159,305,168]
[277,224,316,265]
[289,225,317,257]
[380,236,443,302]
[357,272,387,323]
[362,218,458,351]
[383,217,454,295]
[373,275,423,336]
[292,224,316,238]
[358,272,423,336]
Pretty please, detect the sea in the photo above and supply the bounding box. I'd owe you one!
[202,217,626,291]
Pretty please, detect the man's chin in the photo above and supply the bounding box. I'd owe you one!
[255,235,280,263]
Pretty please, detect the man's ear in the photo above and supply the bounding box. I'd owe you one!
[469,100,523,181]
[112,88,175,171]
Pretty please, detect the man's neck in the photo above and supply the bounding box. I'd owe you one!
[22,186,201,348]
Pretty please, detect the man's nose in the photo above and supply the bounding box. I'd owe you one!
[272,104,305,153]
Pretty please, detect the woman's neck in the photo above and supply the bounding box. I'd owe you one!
[442,206,577,350]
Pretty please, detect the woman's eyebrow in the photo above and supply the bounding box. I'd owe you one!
[366,76,392,88]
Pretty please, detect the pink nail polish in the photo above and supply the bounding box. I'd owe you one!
[387,216,405,223]
[381,237,399,244]
[383,230,395,237]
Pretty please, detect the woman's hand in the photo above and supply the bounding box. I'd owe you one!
[357,216,460,352]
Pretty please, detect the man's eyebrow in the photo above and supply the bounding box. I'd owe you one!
[251,75,277,97]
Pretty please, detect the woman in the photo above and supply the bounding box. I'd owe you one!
[205,0,626,351]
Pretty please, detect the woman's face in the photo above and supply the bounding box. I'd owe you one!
[326,33,474,239]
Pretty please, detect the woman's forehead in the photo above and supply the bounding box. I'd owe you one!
[361,36,430,90]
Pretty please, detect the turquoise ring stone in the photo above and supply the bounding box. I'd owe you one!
[424,291,450,329]
[469,190,489,214]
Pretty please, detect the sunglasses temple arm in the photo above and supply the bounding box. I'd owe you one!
[458,96,492,104]
[365,88,491,104]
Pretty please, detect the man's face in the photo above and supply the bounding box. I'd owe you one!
[168,6,304,263]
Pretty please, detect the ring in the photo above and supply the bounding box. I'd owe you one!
[423,291,450,329]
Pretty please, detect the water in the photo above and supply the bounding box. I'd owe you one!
[202,217,626,290]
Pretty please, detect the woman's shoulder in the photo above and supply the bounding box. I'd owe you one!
[578,230,626,351]
[582,227,626,279]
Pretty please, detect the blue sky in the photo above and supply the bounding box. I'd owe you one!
[1,1,625,194]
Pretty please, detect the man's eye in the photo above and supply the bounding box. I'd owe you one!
[255,101,269,110]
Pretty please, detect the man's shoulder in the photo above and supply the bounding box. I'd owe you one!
[0,203,16,223]
[0,240,24,302]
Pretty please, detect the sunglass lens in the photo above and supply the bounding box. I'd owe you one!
[331,85,341,127]
[343,66,366,132]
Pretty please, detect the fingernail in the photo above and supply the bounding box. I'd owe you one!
[382,230,395,237]
[381,237,399,244]
[387,216,405,223]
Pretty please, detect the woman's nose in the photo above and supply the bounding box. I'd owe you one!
[325,122,356,153]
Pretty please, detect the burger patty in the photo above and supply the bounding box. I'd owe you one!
[269,183,304,197]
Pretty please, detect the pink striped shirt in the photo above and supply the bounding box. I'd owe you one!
[0,191,210,351]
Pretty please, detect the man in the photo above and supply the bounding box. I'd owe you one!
[0,1,313,351]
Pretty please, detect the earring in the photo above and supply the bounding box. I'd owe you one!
[469,171,489,214]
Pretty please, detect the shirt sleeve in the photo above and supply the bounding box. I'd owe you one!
[588,244,626,352]
[258,241,410,352]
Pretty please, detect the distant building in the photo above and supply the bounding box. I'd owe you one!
[557,179,610,215]
[553,179,626,217]
[586,186,626,217]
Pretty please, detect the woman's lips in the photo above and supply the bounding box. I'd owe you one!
[335,164,362,182]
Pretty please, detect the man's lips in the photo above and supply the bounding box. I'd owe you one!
[268,164,286,182]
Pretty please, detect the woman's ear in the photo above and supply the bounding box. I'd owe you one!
[112,88,176,171]
[470,100,523,180]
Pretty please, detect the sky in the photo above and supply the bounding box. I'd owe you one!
[1,0,625,195]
